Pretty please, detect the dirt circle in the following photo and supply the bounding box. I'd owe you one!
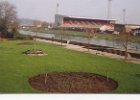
[29,72,118,93]
[23,49,47,56]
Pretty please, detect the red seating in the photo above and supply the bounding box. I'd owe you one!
[63,19,113,27]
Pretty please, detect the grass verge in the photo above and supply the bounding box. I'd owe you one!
[0,40,140,93]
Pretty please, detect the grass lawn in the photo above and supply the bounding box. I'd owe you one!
[0,40,140,93]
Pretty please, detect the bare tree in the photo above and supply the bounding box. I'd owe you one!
[86,29,96,52]
[0,1,18,38]
[33,20,42,28]
[41,21,49,28]
[119,27,132,60]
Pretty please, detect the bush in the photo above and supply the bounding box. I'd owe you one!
[15,34,33,40]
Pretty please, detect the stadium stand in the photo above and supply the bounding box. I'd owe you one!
[55,14,116,32]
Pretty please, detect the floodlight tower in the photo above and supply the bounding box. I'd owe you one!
[107,0,112,19]
[123,9,126,24]
[56,3,59,14]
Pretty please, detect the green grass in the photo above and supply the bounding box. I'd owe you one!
[0,40,140,93]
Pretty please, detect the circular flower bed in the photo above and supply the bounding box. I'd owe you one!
[29,72,118,93]
[23,49,47,56]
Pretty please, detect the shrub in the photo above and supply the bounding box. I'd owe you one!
[15,34,33,40]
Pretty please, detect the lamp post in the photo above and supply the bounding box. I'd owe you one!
[107,0,112,19]
[123,9,126,24]
[56,3,59,14]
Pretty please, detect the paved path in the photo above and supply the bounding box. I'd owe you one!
[35,38,140,64]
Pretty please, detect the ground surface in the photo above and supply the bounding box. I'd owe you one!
[36,38,140,64]
[29,72,118,93]
[0,40,140,93]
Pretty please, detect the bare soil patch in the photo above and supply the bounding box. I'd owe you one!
[23,49,47,56]
[29,72,118,93]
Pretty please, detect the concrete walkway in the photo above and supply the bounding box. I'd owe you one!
[35,38,140,64]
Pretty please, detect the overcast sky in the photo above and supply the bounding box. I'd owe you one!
[3,0,140,24]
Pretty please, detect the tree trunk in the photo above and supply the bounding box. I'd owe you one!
[88,34,90,52]
[45,73,48,84]
[124,41,128,60]
[61,34,62,47]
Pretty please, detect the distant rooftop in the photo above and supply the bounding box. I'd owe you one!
[55,14,117,21]
[115,23,140,26]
